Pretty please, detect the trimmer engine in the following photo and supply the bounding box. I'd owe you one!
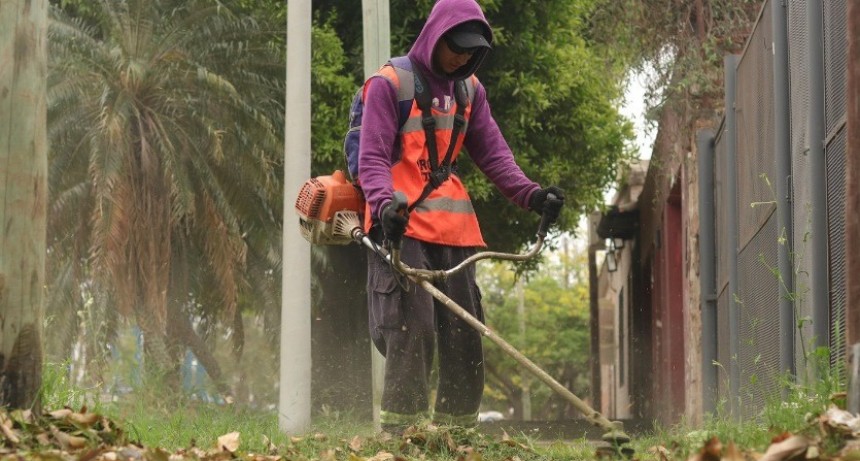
[295,170,365,245]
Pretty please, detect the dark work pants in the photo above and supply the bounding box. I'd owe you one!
[367,237,484,425]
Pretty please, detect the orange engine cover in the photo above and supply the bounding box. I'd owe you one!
[295,170,364,222]
[295,170,365,245]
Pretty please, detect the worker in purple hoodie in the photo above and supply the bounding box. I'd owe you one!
[358,0,564,432]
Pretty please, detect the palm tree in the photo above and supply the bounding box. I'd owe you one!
[46,0,284,392]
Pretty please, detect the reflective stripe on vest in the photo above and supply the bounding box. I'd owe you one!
[363,64,485,247]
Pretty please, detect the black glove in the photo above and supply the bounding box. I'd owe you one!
[529,185,565,224]
[380,199,409,244]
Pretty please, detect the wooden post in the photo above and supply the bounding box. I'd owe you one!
[0,0,48,410]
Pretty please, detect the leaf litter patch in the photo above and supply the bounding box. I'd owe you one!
[0,408,551,461]
[7,406,860,460]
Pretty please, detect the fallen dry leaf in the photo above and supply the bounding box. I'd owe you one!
[49,409,73,420]
[442,432,457,452]
[9,410,34,426]
[118,445,145,461]
[262,434,278,454]
[457,445,474,455]
[78,446,107,461]
[69,412,100,427]
[723,442,744,461]
[376,431,393,443]
[823,407,860,437]
[686,436,722,461]
[36,432,51,446]
[50,425,87,450]
[840,439,860,461]
[189,446,208,458]
[366,451,395,461]
[771,432,792,444]
[319,448,338,461]
[0,413,21,445]
[758,435,809,461]
[500,430,516,447]
[648,445,671,461]
[349,435,363,452]
[147,447,171,461]
[217,431,241,453]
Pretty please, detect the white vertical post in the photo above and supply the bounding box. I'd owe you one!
[362,0,391,79]
[362,0,391,431]
[279,0,312,433]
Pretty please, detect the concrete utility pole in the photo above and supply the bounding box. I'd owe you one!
[0,0,48,409]
[845,0,860,413]
[362,0,391,431]
[280,0,312,433]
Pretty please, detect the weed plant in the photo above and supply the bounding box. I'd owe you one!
[626,347,847,461]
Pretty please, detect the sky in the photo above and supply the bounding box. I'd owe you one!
[621,70,657,160]
[568,69,657,248]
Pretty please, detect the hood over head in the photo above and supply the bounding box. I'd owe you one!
[407,0,493,80]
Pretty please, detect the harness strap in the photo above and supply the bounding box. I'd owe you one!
[408,62,470,212]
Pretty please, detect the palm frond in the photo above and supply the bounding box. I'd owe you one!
[47,0,285,379]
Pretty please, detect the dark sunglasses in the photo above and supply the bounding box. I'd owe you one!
[443,35,480,55]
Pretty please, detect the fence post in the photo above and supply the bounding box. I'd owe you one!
[697,129,718,415]
[724,54,741,418]
[772,0,796,389]
[807,0,830,365]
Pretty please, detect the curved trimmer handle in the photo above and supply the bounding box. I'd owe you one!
[385,193,555,281]
[536,193,559,239]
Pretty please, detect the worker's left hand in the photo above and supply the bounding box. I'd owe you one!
[529,186,565,223]
[380,199,410,245]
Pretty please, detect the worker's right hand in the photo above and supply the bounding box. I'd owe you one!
[529,185,566,224]
[380,199,410,244]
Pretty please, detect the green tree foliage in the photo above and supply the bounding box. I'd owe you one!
[478,247,591,420]
[589,0,761,116]
[313,0,634,252]
[46,0,285,388]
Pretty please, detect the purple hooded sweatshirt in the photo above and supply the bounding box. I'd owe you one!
[358,0,540,231]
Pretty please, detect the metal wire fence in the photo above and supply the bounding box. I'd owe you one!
[710,0,847,415]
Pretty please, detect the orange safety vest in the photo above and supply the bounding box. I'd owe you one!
[362,62,486,247]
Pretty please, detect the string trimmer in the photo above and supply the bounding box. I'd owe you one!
[295,171,633,455]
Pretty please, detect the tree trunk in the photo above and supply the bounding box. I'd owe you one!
[846,0,860,414]
[846,0,860,353]
[0,0,48,410]
[486,360,524,419]
[166,304,230,397]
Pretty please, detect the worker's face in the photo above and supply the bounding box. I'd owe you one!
[435,37,476,74]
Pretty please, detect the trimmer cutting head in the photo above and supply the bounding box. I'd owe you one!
[597,421,635,458]
[295,170,365,245]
